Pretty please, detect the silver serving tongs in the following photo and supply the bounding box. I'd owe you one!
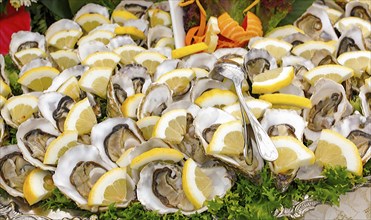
[213,60,278,162]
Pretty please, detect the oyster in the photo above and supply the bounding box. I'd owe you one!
[0,117,7,145]
[335,27,366,57]
[38,92,75,132]
[304,79,353,141]
[16,118,60,171]
[344,1,371,21]
[243,48,277,82]
[113,0,153,19]
[154,59,183,80]
[46,65,88,95]
[295,5,338,41]
[137,83,173,119]
[91,117,144,167]
[261,109,306,141]
[0,54,9,84]
[52,144,116,210]
[9,31,46,68]
[283,32,312,46]
[108,35,136,50]
[136,161,232,214]
[118,64,151,94]
[45,19,83,50]
[332,114,371,164]
[184,53,217,71]
[190,78,229,103]
[147,25,173,48]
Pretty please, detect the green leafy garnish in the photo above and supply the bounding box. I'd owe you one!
[4,55,22,96]
[350,96,362,113]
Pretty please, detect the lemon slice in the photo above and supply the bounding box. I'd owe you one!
[50,50,80,71]
[250,38,292,62]
[207,120,244,156]
[57,76,81,101]
[130,148,184,169]
[192,67,209,78]
[79,67,113,98]
[292,40,336,60]
[0,80,11,98]
[315,129,363,176]
[82,51,120,69]
[252,67,294,94]
[171,42,209,59]
[155,37,175,49]
[64,97,97,135]
[114,26,145,40]
[259,94,312,109]
[195,89,238,108]
[337,51,371,77]
[14,48,46,66]
[23,168,55,205]
[134,51,166,75]
[43,131,78,165]
[223,99,272,121]
[136,116,160,140]
[182,158,212,209]
[148,9,171,27]
[334,17,371,38]
[112,9,138,25]
[113,44,146,65]
[264,25,304,39]
[78,30,115,46]
[152,109,187,144]
[270,136,315,174]
[48,30,83,49]
[75,13,110,33]
[304,64,354,85]
[5,95,39,125]
[121,93,145,119]
[204,16,220,53]
[18,66,60,91]
[156,68,195,96]
[88,167,129,206]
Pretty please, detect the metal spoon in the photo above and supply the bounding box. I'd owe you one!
[213,60,279,161]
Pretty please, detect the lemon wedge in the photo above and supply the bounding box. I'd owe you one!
[88,167,130,206]
[204,16,220,53]
[156,68,195,96]
[82,51,120,69]
[292,40,336,60]
[148,9,172,27]
[207,120,244,156]
[182,158,212,209]
[315,129,363,176]
[304,64,354,85]
[113,45,145,65]
[259,94,312,109]
[152,109,187,144]
[0,80,11,98]
[18,66,60,91]
[130,148,184,170]
[252,67,294,94]
[112,9,138,25]
[50,50,80,71]
[14,48,46,66]
[23,168,55,205]
[79,67,113,98]
[337,50,371,77]
[334,17,371,38]
[121,93,145,119]
[115,26,145,40]
[134,51,166,75]
[250,38,292,63]
[75,13,110,33]
[43,131,78,165]
[64,97,97,135]
[5,95,39,125]
[78,30,115,46]
[264,25,304,39]
[195,89,237,108]
[136,116,160,140]
[171,42,209,59]
[270,136,315,174]
[57,76,81,101]
[155,37,175,49]
[48,30,83,49]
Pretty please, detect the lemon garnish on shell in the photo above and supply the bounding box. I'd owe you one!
[130,148,184,170]
[304,64,354,85]
[152,109,187,144]
[252,67,294,94]
[23,168,55,205]
[43,131,78,165]
[64,97,97,135]
[18,66,60,91]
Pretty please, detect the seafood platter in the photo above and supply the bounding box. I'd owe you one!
[0,0,370,219]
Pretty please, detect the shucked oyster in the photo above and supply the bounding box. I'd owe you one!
[137,161,232,215]
[16,118,60,171]
[53,144,116,210]
[0,145,35,198]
